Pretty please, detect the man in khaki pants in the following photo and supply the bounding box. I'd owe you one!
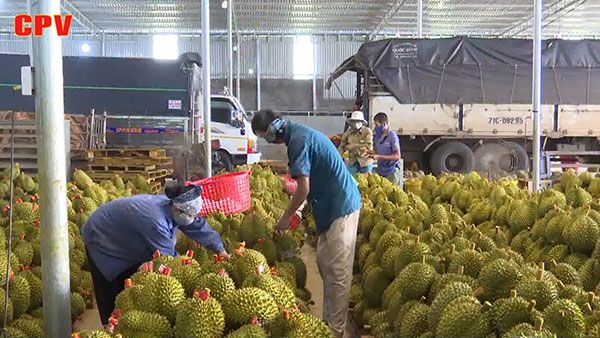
[252,109,361,338]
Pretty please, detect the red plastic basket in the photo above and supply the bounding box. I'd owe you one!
[185,171,251,216]
[282,174,297,195]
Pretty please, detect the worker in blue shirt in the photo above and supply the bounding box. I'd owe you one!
[81,183,228,326]
[370,112,403,188]
[252,109,361,338]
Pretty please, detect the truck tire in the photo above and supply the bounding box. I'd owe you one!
[430,141,476,175]
[213,150,234,174]
[505,141,530,172]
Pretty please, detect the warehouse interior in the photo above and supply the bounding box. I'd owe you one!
[1,0,600,337]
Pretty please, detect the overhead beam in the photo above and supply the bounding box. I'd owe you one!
[60,0,102,38]
[369,0,408,40]
[497,0,587,37]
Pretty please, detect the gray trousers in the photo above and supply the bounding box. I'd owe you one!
[316,210,360,338]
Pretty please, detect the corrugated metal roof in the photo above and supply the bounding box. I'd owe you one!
[0,0,599,38]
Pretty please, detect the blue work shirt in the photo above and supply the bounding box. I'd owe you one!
[374,130,401,176]
[284,121,361,235]
[81,194,224,281]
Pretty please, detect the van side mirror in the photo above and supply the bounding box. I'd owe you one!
[230,110,243,128]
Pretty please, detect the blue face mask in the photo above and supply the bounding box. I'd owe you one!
[375,125,386,134]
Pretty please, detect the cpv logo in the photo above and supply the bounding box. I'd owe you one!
[14,14,73,36]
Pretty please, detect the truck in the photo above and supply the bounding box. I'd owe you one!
[327,37,600,177]
[0,52,260,177]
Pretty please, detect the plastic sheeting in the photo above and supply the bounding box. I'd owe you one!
[326,37,600,105]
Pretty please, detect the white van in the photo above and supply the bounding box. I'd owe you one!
[209,95,261,169]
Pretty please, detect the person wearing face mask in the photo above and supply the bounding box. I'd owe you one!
[338,111,374,175]
[251,109,361,338]
[370,112,403,187]
[80,183,228,327]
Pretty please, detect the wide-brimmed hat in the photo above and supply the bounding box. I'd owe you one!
[348,111,367,123]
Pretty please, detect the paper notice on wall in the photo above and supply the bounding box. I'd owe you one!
[168,99,182,110]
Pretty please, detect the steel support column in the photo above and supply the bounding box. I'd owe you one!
[532,0,543,191]
[227,0,234,93]
[201,0,212,177]
[417,0,423,38]
[29,0,71,336]
[256,37,261,111]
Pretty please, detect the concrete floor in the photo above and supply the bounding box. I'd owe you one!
[301,243,324,319]
[73,306,103,332]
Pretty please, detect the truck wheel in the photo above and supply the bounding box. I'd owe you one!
[430,141,476,175]
[505,142,530,171]
[212,150,234,175]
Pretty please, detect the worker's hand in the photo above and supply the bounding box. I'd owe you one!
[370,154,381,161]
[218,250,230,261]
[275,213,292,234]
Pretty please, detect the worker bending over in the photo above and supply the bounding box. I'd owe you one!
[81,184,228,326]
[338,111,374,175]
[252,109,361,338]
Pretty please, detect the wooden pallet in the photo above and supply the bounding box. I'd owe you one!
[87,164,157,172]
[90,156,172,167]
[86,148,166,160]
[86,169,171,181]
[150,181,162,194]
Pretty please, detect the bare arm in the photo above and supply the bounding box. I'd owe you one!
[373,149,400,161]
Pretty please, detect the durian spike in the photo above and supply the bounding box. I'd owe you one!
[510,289,518,298]
[536,269,545,281]
[480,301,492,313]
[534,317,544,331]
[588,292,596,304]
[528,299,537,311]
[584,303,594,315]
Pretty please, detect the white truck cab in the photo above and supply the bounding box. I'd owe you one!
[209,95,261,167]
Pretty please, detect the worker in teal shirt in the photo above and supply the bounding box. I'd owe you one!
[81,184,228,326]
[252,109,361,338]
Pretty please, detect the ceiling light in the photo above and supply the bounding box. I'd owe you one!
[248,69,254,74]
[221,1,228,9]
[80,43,90,53]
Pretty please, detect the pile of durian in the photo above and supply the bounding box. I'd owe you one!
[351,170,600,338]
[73,165,329,338]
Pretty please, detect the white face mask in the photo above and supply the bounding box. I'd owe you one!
[351,122,363,130]
[173,209,196,226]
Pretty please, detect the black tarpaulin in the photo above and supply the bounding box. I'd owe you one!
[326,37,600,105]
